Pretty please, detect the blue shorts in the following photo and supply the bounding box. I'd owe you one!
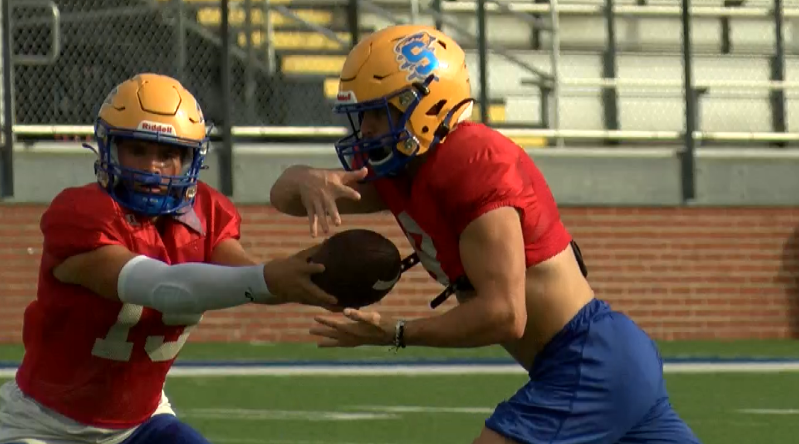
[485,299,702,444]
[122,414,211,444]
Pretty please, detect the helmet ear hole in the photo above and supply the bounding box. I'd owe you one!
[426,100,446,116]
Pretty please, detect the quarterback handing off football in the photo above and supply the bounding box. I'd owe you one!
[310,229,403,308]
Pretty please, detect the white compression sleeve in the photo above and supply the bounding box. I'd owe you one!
[117,255,273,314]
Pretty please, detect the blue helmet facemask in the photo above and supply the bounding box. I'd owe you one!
[332,77,438,179]
[85,119,211,217]
[332,75,474,180]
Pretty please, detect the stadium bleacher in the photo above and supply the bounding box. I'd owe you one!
[14,0,792,146]
[172,0,547,145]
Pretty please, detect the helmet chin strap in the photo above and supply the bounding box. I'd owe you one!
[431,97,476,146]
[82,142,99,156]
[456,101,475,124]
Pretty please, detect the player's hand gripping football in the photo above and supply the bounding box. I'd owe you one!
[298,167,369,237]
[261,245,340,310]
[310,308,395,347]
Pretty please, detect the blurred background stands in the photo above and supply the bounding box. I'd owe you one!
[4,0,798,146]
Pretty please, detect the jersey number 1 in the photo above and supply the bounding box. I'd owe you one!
[92,304,202,362]
[397,212,449,286]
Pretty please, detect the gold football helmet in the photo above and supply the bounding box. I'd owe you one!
[91,73,209,216]
[333,25,472,177]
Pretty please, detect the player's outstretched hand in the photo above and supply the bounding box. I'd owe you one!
[261,245,340,310]
[299,167,369,237]
[310,308,395,347]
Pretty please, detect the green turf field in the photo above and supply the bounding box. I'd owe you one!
[1,341,798,444]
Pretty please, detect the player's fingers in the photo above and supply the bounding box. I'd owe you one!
[312,199,330,234]
[319,303,344,313]
[301,195,319,238]
[310,294,339,308]
[301,261,326,275]
[313,313,368,339]
[308,325,340,339]
[302,283,339,306]
[345,308,382,325]
[307,212,318,238]
[322,193,343,227]
[340,167,369,184]
[332,183,362,202]
[342,308,379,326]
[313,316,363,339]
[294,246,325,273]
[294,245,325,270]
[295,243,323,260]
[316,338,347,348]
[313,314,346,330]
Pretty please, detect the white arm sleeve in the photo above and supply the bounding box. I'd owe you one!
[117,255,273,314]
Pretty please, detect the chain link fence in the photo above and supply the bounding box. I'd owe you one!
[9,0,349,129]
[13,0,186,126]
[5,0,797,137]
[530,0,789,136]
[686,0,779,134]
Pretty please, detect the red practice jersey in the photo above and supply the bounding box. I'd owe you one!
[373,122,572,287]
[15,181,241,429]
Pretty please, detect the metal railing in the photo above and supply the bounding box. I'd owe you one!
[0,0,796,204]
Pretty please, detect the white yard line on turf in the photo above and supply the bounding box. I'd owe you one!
[181,408,398,421]
[737,408,799,415]
[3,361,799,378]
[212,439,398,444]
[350,405,495,414]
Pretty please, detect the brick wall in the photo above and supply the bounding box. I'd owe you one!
[2,204,799,343]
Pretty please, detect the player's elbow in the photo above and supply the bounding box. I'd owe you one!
[485,294,527,342]
[52,246,136,301]
[502,300,527,341]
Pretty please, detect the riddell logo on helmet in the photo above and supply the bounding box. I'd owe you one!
[336,91,357,104]
[138,121,175,134]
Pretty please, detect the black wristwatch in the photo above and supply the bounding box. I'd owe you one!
[392,319,406,350]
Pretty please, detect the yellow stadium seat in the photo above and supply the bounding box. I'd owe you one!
[161,0,296,4]
[236,32,352,51]
[196,7,333,28]
[250,0,294,4]
[272,9,334,27]
[320,82,543,146]
[508,135,547,148]
[320,81,516,127]
[281,54,345,76]
[271,31,350,50]
[237,30,268,48]
[168,0,265,3]
[323,78,340,99]
[471,102,507,123]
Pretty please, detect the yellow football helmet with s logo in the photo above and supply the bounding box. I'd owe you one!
[90,73,210,216]
[333,25,472,178]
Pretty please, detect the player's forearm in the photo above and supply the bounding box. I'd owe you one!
[402,294,526,348]
[269,165,314,216]
[118,256,273,313]
[211,239,261,267]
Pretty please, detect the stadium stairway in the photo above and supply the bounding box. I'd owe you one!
[15,0,786,141]
[162,0,544,143]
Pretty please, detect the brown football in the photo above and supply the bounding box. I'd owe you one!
[310,229,403,308]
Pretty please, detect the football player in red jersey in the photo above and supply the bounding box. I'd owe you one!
[270,25,703,444]
[0,73,337,444]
